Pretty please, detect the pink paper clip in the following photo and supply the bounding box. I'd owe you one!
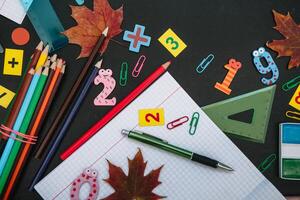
[132,55,146,77]
[167,116,189,130]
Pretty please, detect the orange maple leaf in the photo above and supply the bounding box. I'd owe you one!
[63,0,123,58]
[103,149,165,200]
[267,10,300,69]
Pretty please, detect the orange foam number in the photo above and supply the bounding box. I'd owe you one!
[215,59,242,95]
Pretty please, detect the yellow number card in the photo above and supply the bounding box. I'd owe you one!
[289,85,300,111]
[139,108,165,126]
[0,85,15,109]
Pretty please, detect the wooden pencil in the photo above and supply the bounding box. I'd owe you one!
[35,45,49,71]
[34,27,108,159]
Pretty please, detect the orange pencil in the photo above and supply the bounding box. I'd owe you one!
[3,60,63,199]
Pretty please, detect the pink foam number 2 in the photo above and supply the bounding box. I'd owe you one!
[94,68,117,106]
[70,168,99,200]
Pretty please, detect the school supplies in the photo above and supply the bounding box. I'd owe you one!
[289,85,300,111]
[286,110,300,121]
[34,72,284,200]
[202,86,276,143]
[215,58,242,95]
[167,116,189,130]
[0,86,15,109]
[35,45,49,70]
[123,24,151,53]
[0,42,3,53]
[60,61,171,160]
[196,54,214,74]
[132,55,146,77]
[0,0,26,24]
[282,75,300,91]
[119,62,128,86]
[138,108,165,127]
[258,153,276,173]
[189,112,199,135]
[3,48,24,76]
[280,123,300,180]
[34,27,108,159]
[22,0,68,51]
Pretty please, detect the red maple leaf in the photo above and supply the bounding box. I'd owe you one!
[63,0,123,58]
[267,10,300,69]
[103,149,165,200]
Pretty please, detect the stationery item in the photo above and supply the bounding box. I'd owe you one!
[202,85,276,143]
[158,28,187,57]
[29,61,102,190]
[50,54,57,64]
[21,0,68,51]
[35,72,284,200]
[0,67,45,176]
[3,48,24,76]
[123,129,233,171]
[0,0,26,24]
[123,24,151,53]
[138,108,165,127]
[252,47,279,85]
[286,110,300,121]
[0,42,3,53]
[189,112,199,135]
[258,154,276,173]
[167,116,189,130]
[214,58,242,95]
[280,123,300,180]
[60,61,171,160]
[289,85,300,111]
[0,85,15,109]
[3,62,64,199]
[196,54,214,74]
[34,28,108,159]
[11,27,30,46]
[35,45,49,70]
[132,55,146,77]
[75,0,84,5]
[119,62,128,86]
[282,75,300,91]
[93,68,116,106]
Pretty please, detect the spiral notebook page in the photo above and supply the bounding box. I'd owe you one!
[0,0,26,24]
[35,72,284,200]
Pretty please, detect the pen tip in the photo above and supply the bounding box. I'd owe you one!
[217,162,234,171]
[121,129,130,136]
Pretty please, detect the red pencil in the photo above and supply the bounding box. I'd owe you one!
[60,60,171,160]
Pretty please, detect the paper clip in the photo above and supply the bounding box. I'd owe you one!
[119,62,128,86]
[257,154,276,173]
[196,54,214,74]
[286,110,300,121]
[167,116,189,130]
[132,55,146,77]
[189,112,200,135]
[282,75,300,91]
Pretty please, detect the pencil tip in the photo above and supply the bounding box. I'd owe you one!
[102,27,109,36]
[29,68,35,74]
[56,59,63,68]
[50,54,57,63]
[50,61,57,70]
[36,67,43,74]
[44,59,51,67]
[61,64,66,73]
[43,45,50,53]
[37,41,44,50]
[95,59,103,68]
[162,60,171,70]
[43,66,49,75]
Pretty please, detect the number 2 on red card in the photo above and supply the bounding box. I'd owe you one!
[145,113,160,122]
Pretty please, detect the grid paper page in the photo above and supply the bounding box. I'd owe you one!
[35,72,284,200]
[0,0,26,24]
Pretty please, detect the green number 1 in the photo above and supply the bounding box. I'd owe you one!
[166,37,179,50]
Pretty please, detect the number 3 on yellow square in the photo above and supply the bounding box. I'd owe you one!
[289,85,300,111]
[139,108,165,127]
[158,28,187,57]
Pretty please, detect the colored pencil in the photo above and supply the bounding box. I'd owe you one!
[35,45,49,70]
[34,27,108,159]
[0,67,49,194]
[0,68,43,175]
[29,60,101,190]
[50,54,57,64]
[60,61,171,160]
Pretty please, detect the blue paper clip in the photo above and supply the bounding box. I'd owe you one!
[189,112,200,135]
[75,0,84,5]
[196,54,214,74]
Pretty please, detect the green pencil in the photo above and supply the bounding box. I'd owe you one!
[0,67,49,194]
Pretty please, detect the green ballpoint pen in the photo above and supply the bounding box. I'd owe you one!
[122,129,234,171]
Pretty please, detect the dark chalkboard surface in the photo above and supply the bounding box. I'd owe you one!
[0,0,300,199]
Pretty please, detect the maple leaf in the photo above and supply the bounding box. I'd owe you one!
[267,10,300,69]
[63,0,123,58]
[103,149,165,200]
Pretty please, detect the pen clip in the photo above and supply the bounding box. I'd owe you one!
[142,133,168,143]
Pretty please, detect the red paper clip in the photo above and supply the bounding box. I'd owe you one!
[132,55,146,77]
[167,116,189,130]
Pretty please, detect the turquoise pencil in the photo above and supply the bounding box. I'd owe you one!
[0,68,42,175]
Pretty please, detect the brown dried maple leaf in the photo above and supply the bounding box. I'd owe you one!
[267,10,300,69]
[103,149,165,200]
[63,0,123,58]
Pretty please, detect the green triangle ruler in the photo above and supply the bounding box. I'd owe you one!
[202,85,276,143]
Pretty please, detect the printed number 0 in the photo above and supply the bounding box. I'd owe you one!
[145,113,160,123]
[166,37,179,50]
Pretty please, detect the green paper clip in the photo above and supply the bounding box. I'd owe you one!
[119,62,128,86]
[258,154,276,173]
[286,111,300,121]
[196,54,214,74]
[189,112,200,135]
[22,0,68,52]
[282,75,300,91]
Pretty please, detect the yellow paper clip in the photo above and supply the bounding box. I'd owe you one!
[196,54,214,74]
[286,110,300,121]
[119,62,128,86]
[132,55,146,77]
[189,112,200,135]
[257,154,276,173]
[282,75,300,91]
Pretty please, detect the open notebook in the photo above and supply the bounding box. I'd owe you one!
[35,72,284,199]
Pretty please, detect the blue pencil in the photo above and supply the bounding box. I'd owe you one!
[0,68,42,175]
[29,59,103,190]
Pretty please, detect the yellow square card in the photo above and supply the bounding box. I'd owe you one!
[289,85,300,111]
[139,108,165,127]
[3,48,24,76]
[0,85,15,109]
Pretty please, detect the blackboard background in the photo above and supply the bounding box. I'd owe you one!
[0,0,300,199]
